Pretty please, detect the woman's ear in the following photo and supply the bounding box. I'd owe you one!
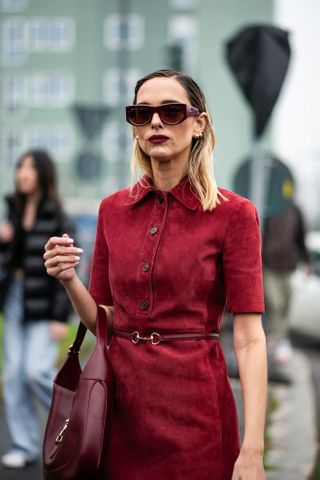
[194,112,208,136]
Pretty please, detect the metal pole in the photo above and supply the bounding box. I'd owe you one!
[117,0,130,188]
[249,139,269,233]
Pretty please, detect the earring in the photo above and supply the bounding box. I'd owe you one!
[193,132,203,139]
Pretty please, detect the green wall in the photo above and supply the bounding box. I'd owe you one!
[198,0,274,189]
[0,0,274,214]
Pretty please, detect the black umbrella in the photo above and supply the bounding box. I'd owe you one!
[226,24,291,138]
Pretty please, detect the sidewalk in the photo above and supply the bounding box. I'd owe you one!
[265,349,318,480]
[0,406,43,479]
[223,329,318,480]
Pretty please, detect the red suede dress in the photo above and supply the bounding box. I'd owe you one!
[88,176,265,480]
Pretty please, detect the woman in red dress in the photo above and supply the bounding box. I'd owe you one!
[44,69,267,480]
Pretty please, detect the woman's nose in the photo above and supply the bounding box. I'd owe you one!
[150,112,163,126]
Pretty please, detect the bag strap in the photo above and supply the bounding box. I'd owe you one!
[68,306,108,354]
[96,305,108,346]
[68,322,87,354]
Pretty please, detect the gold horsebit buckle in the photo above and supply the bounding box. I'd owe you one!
[131,331,161,345]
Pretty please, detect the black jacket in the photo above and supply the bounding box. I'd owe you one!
[262,203,310,272]
[0,195,75,323]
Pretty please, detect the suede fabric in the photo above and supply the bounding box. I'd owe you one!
[89,176,264,480]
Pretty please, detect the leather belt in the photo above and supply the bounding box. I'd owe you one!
[113,328,220,346]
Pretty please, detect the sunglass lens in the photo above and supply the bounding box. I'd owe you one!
[161,105,185,124]
[128,106,151,125]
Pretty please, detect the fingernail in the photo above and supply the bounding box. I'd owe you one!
[66,238,74,243]
[75,256,80,261]
[76,248,83,253]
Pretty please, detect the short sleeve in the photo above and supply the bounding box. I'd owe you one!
[88,201,113,306]
[223,200,265,314]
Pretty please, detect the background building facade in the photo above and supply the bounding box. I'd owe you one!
[7,0,313,221]
[0,0,274,211]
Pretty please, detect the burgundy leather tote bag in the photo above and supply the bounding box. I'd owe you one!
[43,306,115,480]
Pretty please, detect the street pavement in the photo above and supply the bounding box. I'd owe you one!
[0,404,43,480]
[231,348,318,480]
[265,349,317,480]
[223,325,318,480]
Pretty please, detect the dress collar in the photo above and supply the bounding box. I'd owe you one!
[125,175,200,211]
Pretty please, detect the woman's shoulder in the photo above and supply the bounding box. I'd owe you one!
[4,193,13,202]
[99,186,132,211]
[217,187,257,214]
[4,194,14,209]
[216,188,260,235]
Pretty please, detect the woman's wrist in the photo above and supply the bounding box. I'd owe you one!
[60,272,78,288]
[240,443,264,458]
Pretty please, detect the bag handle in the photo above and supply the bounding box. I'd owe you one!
[68,305,109,355]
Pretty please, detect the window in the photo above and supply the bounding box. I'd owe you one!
[2,128,22,166]
[2,73,25,114]
[103,68,140,106]
[24,124,74,160]
[104,14,144,50]
[1,0,28,12]
[1,17,75,64]
[28,17,75,52]
[27,73,75,107]
[168,15,198,74]
[2,72,74,112]
[1,17,27,65]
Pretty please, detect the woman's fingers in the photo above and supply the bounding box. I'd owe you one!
[46,259,80,279]
[0,222,14,242]
[44,254,80,268]
[46,261,79,276]
[43,245,82,261]
[44,235,74,252]
[43,235,83,280]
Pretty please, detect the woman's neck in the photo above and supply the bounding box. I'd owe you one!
[25,191,41,206]
[151,159,187,192]
[22,192,41,230]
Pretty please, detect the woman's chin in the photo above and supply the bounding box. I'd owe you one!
[147,145,170,157]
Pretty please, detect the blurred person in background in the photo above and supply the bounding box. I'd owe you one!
[44,70,267,480]
[263,202,310,364]
[0,149,75,469]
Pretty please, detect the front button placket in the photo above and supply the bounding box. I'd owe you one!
[136,192,168,318]
[142,263,150,272]
[140,300,149,311]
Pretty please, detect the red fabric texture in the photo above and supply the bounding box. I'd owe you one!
[88,176,265,480]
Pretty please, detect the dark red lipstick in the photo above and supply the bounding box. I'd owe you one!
[148,135,169,144]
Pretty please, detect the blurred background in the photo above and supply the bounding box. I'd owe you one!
[0,0,319,223]
[1,0,320,479]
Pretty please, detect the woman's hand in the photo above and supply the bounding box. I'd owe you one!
[44,234,83,283]
[231,449,265,480]
[50,321,69,341]
[0,221,14,243]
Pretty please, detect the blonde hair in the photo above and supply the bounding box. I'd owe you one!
[130,70,225,211]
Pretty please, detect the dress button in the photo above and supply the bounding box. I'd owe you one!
[140,300,149,310]
[158,194,164,203]
[150,226,158,235]
[142,262,150,272]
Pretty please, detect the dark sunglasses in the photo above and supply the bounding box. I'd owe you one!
[125,103,200,126]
